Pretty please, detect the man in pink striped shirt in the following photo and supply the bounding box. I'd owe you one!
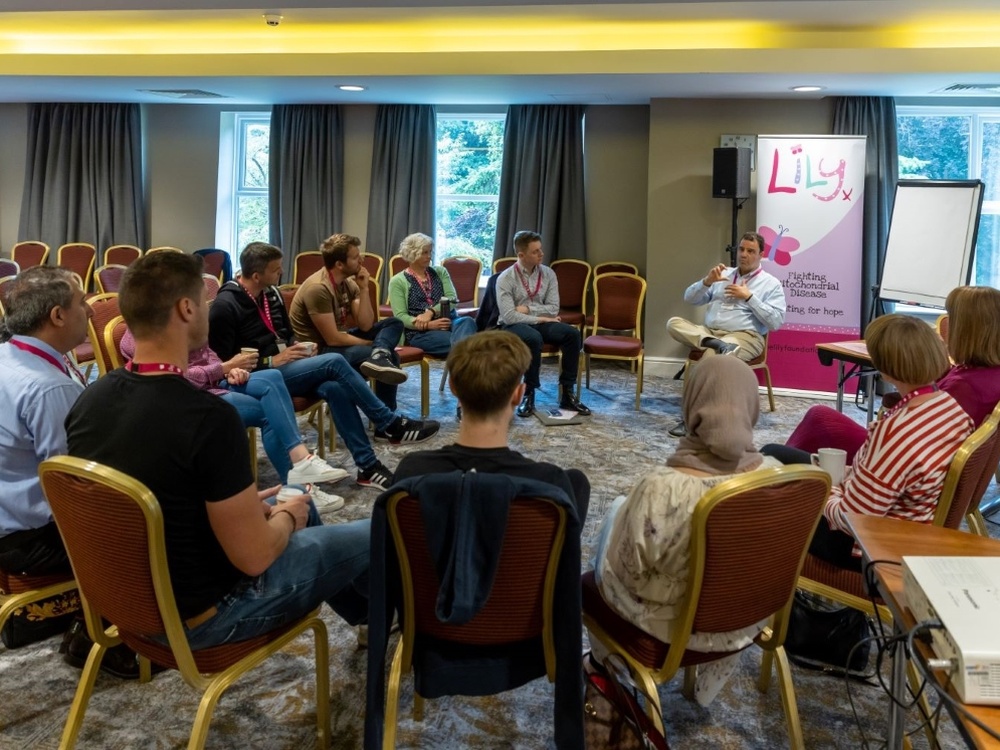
[765,314,973,570]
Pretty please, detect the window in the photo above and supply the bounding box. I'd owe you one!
[435,114,505,272]
[897,107,1000,287]
[216,112,271,266]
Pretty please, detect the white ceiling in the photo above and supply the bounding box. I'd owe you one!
[2,1,1000,105]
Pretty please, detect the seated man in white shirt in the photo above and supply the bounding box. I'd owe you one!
[666,231,786,436]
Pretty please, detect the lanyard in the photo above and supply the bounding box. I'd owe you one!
[9,337,86,386]
[405,268,437,307]
[884,384,939,419]
[126,360,184,376]
[241,283,276,335]
[731,266,763,285]
[514,264,543,302]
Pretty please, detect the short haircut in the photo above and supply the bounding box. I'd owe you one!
[398,233,433,264]
[512,231,541,254]
[240,242,283,278]
[446,331,531,417]
[120,251,204,337]
[320,233,361,269]
[945,286,1000,367]
[3,266,77,336]
[741,231,764,253]
[864,313,949,385]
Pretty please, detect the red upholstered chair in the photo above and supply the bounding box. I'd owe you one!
[95,264,128,294]
[103,244,142,267]
[578,273,647,410]
[102,315,129,371]
[11,241,50,268]
[86,293,122,376]
[686,334,776,412]
[583,465,830,748]
[380,255,409,319]
[38,456,330,750]
[293,251,324,284]
[550,258,591,329]
[441,255,483,311]
[202,273,221,302]
[492,257,516,274]
[0,258,20,278]
[0,568,78,650]
[593,261,639,276]
[362,253,384,287]
[146,246,184,254]
[57,243,97,292]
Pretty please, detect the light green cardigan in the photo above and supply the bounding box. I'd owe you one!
[387,265,460,330]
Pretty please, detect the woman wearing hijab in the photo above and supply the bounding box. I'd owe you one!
[591,355,781,705]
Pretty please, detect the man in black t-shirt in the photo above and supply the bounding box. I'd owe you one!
[393,331,589,523]
[66,251,370,649]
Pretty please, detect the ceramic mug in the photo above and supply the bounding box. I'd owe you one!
[811,448,847,485]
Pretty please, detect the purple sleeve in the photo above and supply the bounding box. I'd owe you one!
[184,346,226,392]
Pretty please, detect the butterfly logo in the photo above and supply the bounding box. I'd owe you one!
[759,225,802,266]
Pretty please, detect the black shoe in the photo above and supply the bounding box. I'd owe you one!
[374,416,440,445]
[360,350,408,385]
[668,420,687,438]
[62,619,144,680]
[516,389,535,418]
[356,460,394,491]
[559,389,591,416]
[703,337,740,356]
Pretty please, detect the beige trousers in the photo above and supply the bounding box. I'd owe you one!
[666,317,765,362]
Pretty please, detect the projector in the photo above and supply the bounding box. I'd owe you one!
[903,556,1000,705]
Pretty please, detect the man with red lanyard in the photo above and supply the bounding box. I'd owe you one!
[496,230,591,419]
[0,267,90,647]
[666,231,786,437]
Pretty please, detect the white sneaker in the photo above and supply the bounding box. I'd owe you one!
[287,454,349,485]
[307,485,345,512]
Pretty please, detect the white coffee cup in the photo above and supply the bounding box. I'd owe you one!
[300,342,316,355]
[811,448,847,485]
[277,485,307,503]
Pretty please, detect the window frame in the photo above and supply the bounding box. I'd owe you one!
[216,111,271,267]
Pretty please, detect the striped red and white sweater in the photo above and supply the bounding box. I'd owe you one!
[825,391,974,545]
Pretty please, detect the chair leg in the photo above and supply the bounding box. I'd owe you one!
[312,619,331,750]
[585,354,592,390]
[635,356,644,411]
[759,649,775,693]
[420,360,430,419]
[315,405,326,459]
[384,639,406,749]
[59,642,107,748]
[438,366,448,393]
[682,666,696,699]
[771,646,805,750]
[762,365,776,412]
[967,508,989,537]
[413,692,425,722]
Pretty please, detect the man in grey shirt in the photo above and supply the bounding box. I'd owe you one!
[496,230,591,418]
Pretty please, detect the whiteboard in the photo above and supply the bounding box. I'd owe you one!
[880,180,984,308]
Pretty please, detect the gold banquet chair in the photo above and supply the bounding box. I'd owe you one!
[686,333,776,412]
[0,569,78,650]
[583,465,831,749]
[578,272,647,410]
[38,456,330,750]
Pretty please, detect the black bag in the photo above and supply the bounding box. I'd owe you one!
[784,591,872,677]
[583,653,670,750]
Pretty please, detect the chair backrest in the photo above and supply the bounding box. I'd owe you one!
[38,456,202,680]
[361,253,384,286]
[492,257,517,274]
[57,243,97,291]
[441,256,483,307]
[593,261,639,276]
[294,251,324,284]
[146,246,184,254]
[661,466,830,674]
[95,264,128,294]
[11,241,50,268]
[933,401,1000,528]
[203,273,221,302]
[389,253,407,279]
[86,293,122,376]
[0,258,20,278]
[278,283,299,313]
[591,272,647,337]
[103,244,142,267]
[550,259,592,312]
[0,275,14,315]
[936,313,949,344]
[387,491,565,668]
[193,248,232,282]
[103,315,129,371]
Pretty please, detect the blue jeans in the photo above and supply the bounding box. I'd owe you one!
[278,353,395,471]
[321,317,405,411]
[406,316,477,357]
[183,509,371,649]
[503,321,581,390]
[221,369,302,483]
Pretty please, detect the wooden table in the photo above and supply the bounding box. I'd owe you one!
[815,340,878,421]
[846,514,1000,749]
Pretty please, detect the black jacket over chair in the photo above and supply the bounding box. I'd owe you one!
[366,471,584,749]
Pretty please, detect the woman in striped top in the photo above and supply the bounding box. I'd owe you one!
[765,314,974,571]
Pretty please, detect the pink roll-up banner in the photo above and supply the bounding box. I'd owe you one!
[756,135,867,392]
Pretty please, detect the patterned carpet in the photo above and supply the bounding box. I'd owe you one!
[1,359,994,749]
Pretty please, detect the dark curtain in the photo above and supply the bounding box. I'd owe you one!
[833,97,898,330]
[19,103,145,253]
[493,105,586,262]
[269,105,344,279]
[365,105,435,265]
